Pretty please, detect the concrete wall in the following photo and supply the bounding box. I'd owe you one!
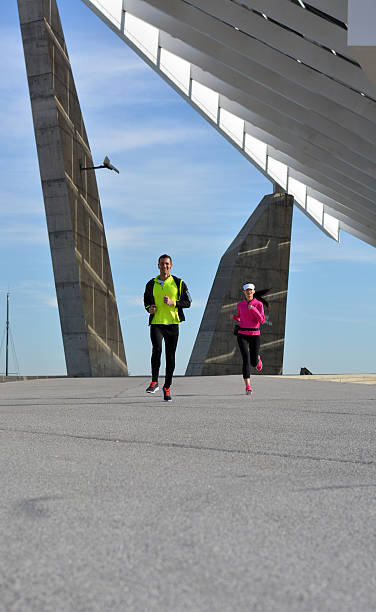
[17,0,128,376]
[186,193,293,376]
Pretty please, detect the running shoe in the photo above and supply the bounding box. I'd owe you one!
[256,356,263,372]
[245,385,253,395]
[146,382,159,393]
[163,386,172,401]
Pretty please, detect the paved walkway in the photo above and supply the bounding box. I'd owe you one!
[281,373,376,385]
[0,375,375,611]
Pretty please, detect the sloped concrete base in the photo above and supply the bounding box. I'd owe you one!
[186,193,293,376]
[17,0,127,376]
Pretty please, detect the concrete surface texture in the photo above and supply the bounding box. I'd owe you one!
[187,193,293,376]
[282,374,376,385]
[0,375,375,611]
[17,0,127,377]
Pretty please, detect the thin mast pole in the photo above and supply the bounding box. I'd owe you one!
[5,293,9,377]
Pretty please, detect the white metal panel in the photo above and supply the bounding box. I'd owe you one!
[124,12,159,63]
[244,133,267,170]
[287,177,307,208]
[191,80,218,122]
[307,196,324,224]
[89,0,123,27]
[267,157,288,190]
[219,109,244,146]
[323,212,340,240]
[160,49,190,93]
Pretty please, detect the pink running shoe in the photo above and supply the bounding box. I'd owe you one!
[256,357,263,372]
[245,385,253,395]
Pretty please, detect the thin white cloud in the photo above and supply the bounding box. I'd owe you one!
[121,312,144,319]
[106,223,231,255]
[0,225,47,245]
[93,125,208,153]
[0,27,26,79]
[122,295,143,306]
[70,50,147,80]
[97,154,264,222]
[292,240,376,265]
[305,313,375,325]
[5,284,58,311]
[106,225,152,248]
[44,296,58,309]
[189,298,207,308]
[0,194,44,216]
[67,38,173,109]
[0,96,34,141]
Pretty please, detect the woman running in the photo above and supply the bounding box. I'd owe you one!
[230,283,268,395]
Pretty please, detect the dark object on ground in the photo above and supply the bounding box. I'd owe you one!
[300,367,313,375]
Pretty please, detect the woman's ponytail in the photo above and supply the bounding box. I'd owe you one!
[254,288,271,314]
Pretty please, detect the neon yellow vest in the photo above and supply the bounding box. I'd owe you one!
[152,276,180,325]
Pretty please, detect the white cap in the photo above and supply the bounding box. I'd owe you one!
[243,283,255,290]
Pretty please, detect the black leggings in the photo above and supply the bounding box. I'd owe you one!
[237,334,260,379]
[150,324,179,388]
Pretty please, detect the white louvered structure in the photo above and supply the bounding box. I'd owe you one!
[80,0,376,247]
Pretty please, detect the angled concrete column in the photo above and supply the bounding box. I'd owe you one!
[186,193,293,376]
[17,0,127,376]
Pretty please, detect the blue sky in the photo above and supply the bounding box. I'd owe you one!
[0,1,375,377]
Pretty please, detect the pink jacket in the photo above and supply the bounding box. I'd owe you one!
[232,298,265,335]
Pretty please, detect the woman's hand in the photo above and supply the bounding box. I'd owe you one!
[229,314,234,320]
[149,305,156,314]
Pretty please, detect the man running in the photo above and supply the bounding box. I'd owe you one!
[143,254,191,401]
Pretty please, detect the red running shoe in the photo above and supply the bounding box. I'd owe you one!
[163,387,172,401]
[146,381,159,393]
[256,357,263,372]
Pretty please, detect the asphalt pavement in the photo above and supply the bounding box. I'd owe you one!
[0,375,375,612]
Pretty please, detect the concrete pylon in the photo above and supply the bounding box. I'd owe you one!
[17,0,128,376]
[186,193,293,376]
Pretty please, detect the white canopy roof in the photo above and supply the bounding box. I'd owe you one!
[80,0,376,246]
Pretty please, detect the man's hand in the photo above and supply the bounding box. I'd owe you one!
[149,305,156,314]
[163,296,175,306]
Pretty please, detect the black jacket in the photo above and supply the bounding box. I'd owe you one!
[144,275,191,325]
